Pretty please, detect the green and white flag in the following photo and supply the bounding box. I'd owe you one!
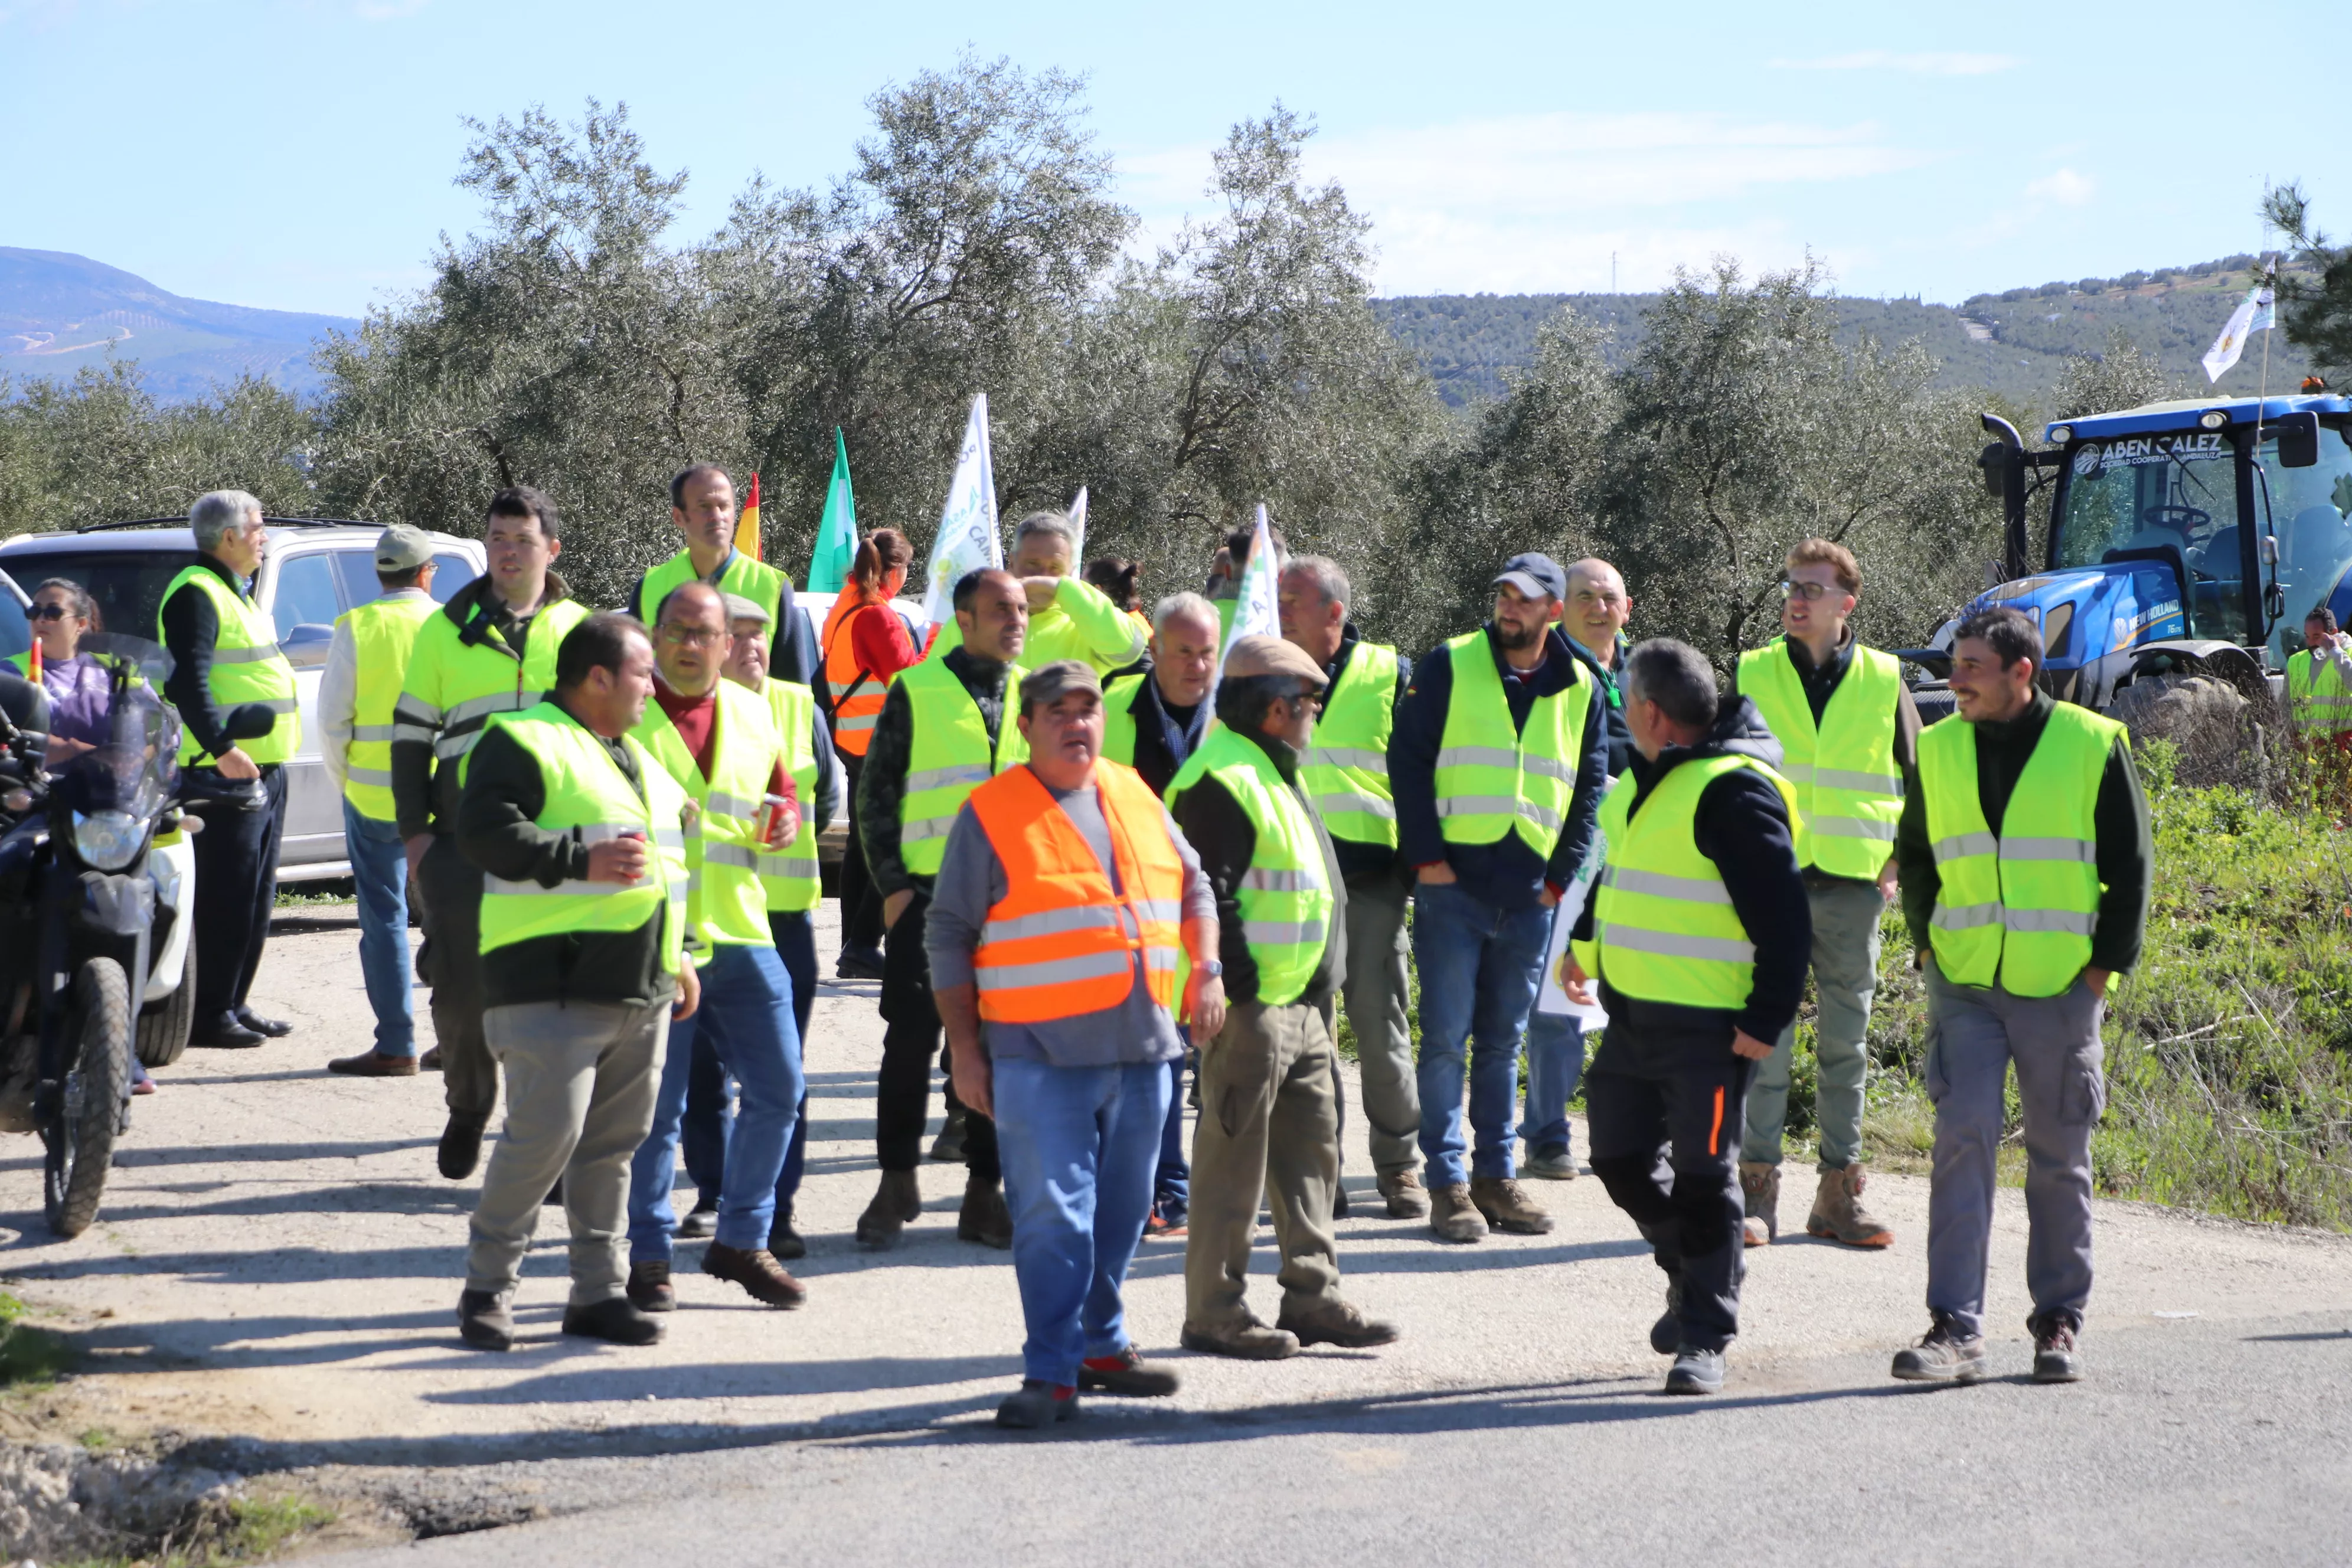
[806,428,857,594]
[1214,503,1281,681]
[920,394,1001,632]
[1066,485,1089,563]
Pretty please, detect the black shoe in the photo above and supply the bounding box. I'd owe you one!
[929,1105,969,1162]
[767,1219,806,1261]
[626,1261,675,1314]
[437,1113,488,1180]
[458,1289,513,1351]
[835,946,886,981]
[994,1380,1079,1429]
[1077,1346,1180,1397]
[234,1007,293,1038]
[677,1199,718,1239]
[190,1011,264,1049]
[1665,1344,1725,1396]
[563,1296,665,1345]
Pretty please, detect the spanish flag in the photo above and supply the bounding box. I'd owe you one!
[733,471,763,561]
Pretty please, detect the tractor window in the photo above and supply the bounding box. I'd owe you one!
[2053,430,2248,643]
[2262,421,2352,662]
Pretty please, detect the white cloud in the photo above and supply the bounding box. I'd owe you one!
[1120,111,1922,296]
[2026,168,2095,207]
[1770,50,2020,76]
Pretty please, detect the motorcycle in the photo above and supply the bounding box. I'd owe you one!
[0,635,185,1237]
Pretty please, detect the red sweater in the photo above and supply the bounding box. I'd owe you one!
[653,682,790,801]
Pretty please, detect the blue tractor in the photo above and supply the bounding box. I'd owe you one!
[1903,393,2352,721]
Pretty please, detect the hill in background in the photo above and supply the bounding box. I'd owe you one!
[0,248,356,401]
[1373,253,2315,416]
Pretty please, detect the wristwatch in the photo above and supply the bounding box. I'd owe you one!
[1194,959,1224,979]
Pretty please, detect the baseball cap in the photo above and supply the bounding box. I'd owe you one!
[375,525,435,572]
[1492,551,1567,602]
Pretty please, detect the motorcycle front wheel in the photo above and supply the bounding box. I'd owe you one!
[43,958,130,1239]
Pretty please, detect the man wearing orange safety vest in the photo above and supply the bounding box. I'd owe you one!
[927,660,1223,1432]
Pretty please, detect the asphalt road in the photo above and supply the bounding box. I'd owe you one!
[318,1309,2352,1568]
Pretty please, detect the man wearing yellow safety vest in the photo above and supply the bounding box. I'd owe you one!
[1560,639,1812,1396]
[1889,606,2149,1387]
[393,487,591,1182]
[158,491,303,1051]
[2288,606,2352,750]
[319,527,441,1077]
[1729,538,1920,1250]
[853,567,1030,1249]
[1389,552,1611,1244]
[662,593,839,1259]
[926,659,1221,1429]
[619,583,812,1314]
[450,613,700,1353]
[1279,555,1423,1220]
[1170,636,1400,1361]
[1098,591,1219,1238]
[629,465,814,684]
[925,512,1146,674]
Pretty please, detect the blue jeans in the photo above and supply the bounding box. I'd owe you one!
[684,913,816,1220]
[992,1057,1171,1388]
[1154,1037,1190,1225]
[340,801,414,1056]
[1413,880,1550,1185]
[629,942,804,1262]
[1521,1010,1587,1156]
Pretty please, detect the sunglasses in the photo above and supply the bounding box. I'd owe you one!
[1780,580,1838,603]
[30,603,79,622]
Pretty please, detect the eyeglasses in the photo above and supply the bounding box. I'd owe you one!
[659,626,725,648]
[1780,580,1838,603]
[30,603,76,622]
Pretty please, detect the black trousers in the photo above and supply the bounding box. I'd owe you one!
[877,890,998,1182]
[837,753,884,952]
[1586,1054,1755,1353]
[189,763,286,1016]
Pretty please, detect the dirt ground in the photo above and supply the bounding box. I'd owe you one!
[4,902,2351,1471]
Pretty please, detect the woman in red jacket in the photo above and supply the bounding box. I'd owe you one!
[821,528,917,978]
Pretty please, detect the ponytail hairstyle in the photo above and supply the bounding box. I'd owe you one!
[851,528,913,601]
[1083,556,1142,612]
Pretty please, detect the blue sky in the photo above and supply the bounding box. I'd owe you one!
[6,0,2346,317]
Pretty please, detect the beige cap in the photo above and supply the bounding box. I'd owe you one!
[721,592,771,627]
[1017,659,1103,717]
[375,525,435,571]
[1220,634,1328,690]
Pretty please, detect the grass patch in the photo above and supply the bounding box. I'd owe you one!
[62,1495,337,1568]
[272,877,354,908]
[0,1291,75,1392]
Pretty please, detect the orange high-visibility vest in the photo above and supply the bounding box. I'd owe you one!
[822,594,893,756]
[966,761,1185,1024]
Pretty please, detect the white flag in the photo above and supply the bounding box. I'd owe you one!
[2203,285,2276,384]
[1214,504,1282,681]
[1066,485,1089,563]
[920,394,1002,631]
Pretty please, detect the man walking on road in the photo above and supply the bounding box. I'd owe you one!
[1390,552,1609,1243]
[159,490,303,1050]
[452,613,699,1351]
[1100,591,1220,1237]
[854,569,1030,1249]
[1279,556,1426,1219]
[1562,639,1811,1396]
[1520,557,1635,1179]
[926,512,1144,675]
[1171,636,1399,1361]
[393,488,590,1180]
[631,466,809,684]
[622,584,810,1315]
[320,528,440,1076]
[927,661,1221,1429]
[1730,538,1917,1249]
[1889,606,2148,1386]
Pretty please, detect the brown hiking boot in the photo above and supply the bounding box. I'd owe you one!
[1427,1182,1488,1243]
[958,1175,1013,1249]
[328,1050,419,1077]
[1181,1317,1300,1360]
[1378,1168,1431,1219]
[855,1169,923,1249]
[626,1260,674,1313]
[1469,1176,1554,1235]
[704,1242,808,1309]
[1807,1164,1894,1249]
[1276,1296,1400,1349]
[1740,1161,1780,1247]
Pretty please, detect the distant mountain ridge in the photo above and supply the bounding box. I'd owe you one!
[0,247,357,401]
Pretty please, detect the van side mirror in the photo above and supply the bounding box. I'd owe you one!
[2276,410,2321,468]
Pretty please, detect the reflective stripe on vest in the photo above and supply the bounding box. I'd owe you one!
[156,565,302,766]
[396,597,592,792]
[1299,640,1399,849]
[1432,630,1589,857]
[897,657,1029,877]
[1589,756,1799,1009]
[2289,649,2352,735]
[337,596,437,821]
[821,594,895,755]
[756,677,822,913]
[1736,639,1904,877]
[473,703,691,975]
[967,760,1186,1023]
[1918,701,2122,997]
[633,678,783,949]
[1167,724,1335,1007]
